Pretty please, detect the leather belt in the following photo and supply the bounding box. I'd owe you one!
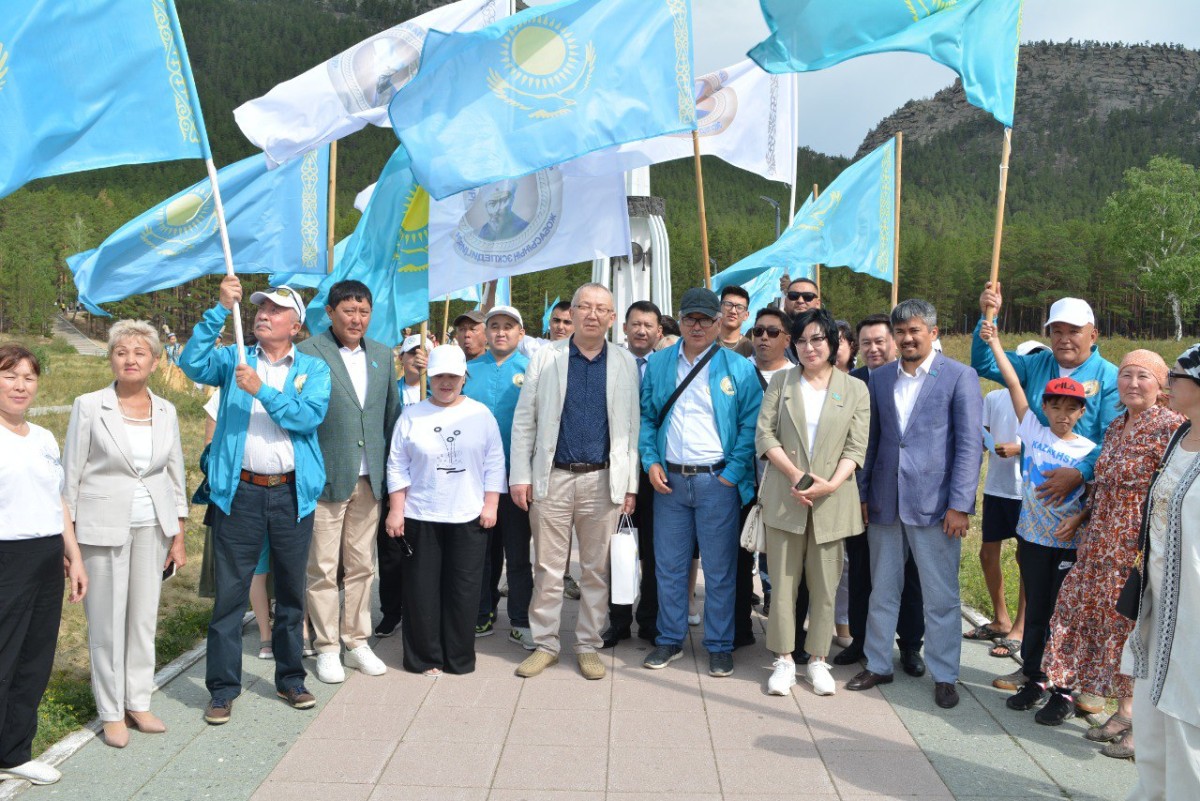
[240,469,294,487]
[666,460,726,476]
[553,461,610,474]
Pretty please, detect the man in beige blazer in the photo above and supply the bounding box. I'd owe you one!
[509,283,641,680]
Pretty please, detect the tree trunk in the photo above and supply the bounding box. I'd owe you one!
[1171,292,1183,341]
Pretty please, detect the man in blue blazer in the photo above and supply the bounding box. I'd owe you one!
[848,299,982,710]
[639,288,762,678]
[181,276,331,725]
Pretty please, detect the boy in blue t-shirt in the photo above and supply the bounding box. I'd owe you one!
[980,321,1095,725]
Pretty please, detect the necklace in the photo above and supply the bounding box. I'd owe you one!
[117,392,153,423]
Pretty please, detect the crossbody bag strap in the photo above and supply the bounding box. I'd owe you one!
[656,345,719,428]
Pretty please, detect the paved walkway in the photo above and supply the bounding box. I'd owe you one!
[11,577,1136,800]
[52,314,107,357]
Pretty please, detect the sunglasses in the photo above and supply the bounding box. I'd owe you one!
[751,326,785,339]
[269,286,294,297]
[397,537,414,558]
[787,291,818,302]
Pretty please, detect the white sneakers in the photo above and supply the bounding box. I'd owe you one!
[345,645,387,676]
[767,657,797,696]
[0,761,62,785]
[807,659,836,696]
[315,652,346,684]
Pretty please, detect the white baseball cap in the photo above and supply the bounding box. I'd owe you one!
[1044,298,1094,329]
[485,305,524,327]
[400,334,427,354]
[1016,340,1050,357]
[249,285,306,325]
[427,345,467,377]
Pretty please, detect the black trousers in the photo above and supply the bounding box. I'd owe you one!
[477,494,533,627]
[733,502,757,646]
[402,518,488,674]
[376,496,405,623]
[846,532,924,652]
[0,536,64,769]
[608,471,658,637]
[1017,538,1076,685]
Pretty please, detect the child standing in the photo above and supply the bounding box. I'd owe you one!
[980,322,1095,724]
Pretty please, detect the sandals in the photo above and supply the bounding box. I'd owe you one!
[964,623,1008,641]
[1086,713,1132,743]
[1101,729,1135,760]
[423,668,443,677]
[258,642,274,660]
[989,638,1021,658]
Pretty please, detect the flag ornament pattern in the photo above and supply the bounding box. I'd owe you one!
[749,0,1021,127]
[390,0,697,200]
[151,0,201,146]
[0,42,9,91]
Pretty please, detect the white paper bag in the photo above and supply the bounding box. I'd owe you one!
[610,513,640,605]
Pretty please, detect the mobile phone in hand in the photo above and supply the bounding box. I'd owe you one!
[162,563,177,582]
[794,473,814,491]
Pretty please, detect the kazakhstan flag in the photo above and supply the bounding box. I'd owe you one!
[389,0,696,200]
[713,137,897,294]
[305,146,429,348]
[68,148,330,315]
[749,0,1022,127]
[1,0,207,199]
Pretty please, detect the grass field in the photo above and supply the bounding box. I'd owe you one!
[2,329,1193,754]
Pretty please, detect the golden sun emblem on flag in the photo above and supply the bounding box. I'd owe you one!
[487,16,596,120]
[394,184,430,273]
[796,192,842,232]
[0,43,9,92]
[140,188,217,256]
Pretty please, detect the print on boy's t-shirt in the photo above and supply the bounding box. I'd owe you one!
[1015,414,1095,549]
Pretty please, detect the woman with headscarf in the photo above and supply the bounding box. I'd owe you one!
[1041,351,1183,760]
[1122,343,1200,798]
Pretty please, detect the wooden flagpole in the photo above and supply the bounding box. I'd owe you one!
[692,131,712,288]
[788,77,800,225]
[891,132,903,309]
[441,298,452,341]
[419,321,428,400]
[985,128,1013,323]
[326,141,337,273]
[812,183,821,294]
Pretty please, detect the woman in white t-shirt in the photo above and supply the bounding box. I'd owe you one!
[385,345,506,676]
[756,309,870,698]
[0,345,87,787]
[62,321,188,749]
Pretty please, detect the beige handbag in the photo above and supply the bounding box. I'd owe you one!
[739,501,766,553]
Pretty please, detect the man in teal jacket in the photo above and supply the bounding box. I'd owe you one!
[180,276,330,725]
[972,284,1119,496]
[638,288,762,678]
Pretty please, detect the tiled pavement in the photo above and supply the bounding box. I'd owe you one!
[18,576,1136,800]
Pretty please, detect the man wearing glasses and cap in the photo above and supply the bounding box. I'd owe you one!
[638,287,762,678]
[180,276,331,725]
[972,284,1120,502]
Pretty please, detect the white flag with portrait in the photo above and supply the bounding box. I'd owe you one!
[234,0,507,167]
[428,167,630,298]
[567,59,797,183]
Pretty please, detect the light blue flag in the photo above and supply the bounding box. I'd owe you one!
[542,294,558,334]
[435,283,483,303]
[68,148,330,315]
[494,276,512,307]
[305,146,429,348]
[1,0,208,199]
[271,237,350,290]
[713,137,897,297]
[389,0,697,200]
[749,0,1022,127]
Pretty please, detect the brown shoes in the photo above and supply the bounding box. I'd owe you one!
[204,697,233,725]
[277,686,317,710]
[101,721,129,748]
[846,669,894,691]
[578,653,606,680]
[125,711,167,733]
[516,650,558,678]
[935,682,960,709]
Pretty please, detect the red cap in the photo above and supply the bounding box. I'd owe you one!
[1043,377,1086,401]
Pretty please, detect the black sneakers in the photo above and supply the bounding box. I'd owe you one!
[1034,692,1076,726]
[1007,681,1048,711]
[643,644,684,669]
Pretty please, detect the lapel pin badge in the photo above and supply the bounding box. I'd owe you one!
[371,360,379,369]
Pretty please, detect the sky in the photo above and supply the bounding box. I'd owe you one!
[528,0,1200,157]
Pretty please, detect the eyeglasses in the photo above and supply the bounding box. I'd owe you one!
[795,335,828,350]
[1168,371,1200,387]
[572,304,613,317]
[751,326,785,339]
[720,300,748,313]
[680,316,716,329]
[787,291,818,302]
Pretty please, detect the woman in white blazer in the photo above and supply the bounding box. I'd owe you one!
[63,321,188,748]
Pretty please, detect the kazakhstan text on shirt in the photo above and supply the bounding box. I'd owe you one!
[1027,438,1084,466]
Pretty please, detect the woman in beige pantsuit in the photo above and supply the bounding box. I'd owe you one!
[63,321,188,748]
[756,309,870,698]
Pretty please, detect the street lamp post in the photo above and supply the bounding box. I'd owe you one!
[759,195,781,240]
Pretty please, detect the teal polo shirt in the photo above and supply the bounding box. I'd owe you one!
[463,348,529,465]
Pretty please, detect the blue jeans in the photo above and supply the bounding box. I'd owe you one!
[653,472,740,653]
[864,521,961,683]
[207,481,313,701]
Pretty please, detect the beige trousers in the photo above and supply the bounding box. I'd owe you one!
[307,477,381,652]
[81,525,170,722]
[1129,677,1200,800]
[529,469,621,655]
[764,520,844,658]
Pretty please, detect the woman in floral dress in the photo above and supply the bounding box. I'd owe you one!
[1044,350,1183,759]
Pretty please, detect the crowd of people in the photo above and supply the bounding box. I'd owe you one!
[1,272,1198,801]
